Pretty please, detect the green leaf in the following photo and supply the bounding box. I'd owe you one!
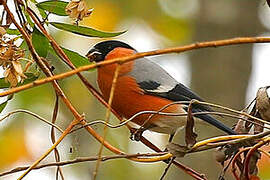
[48,46,91,68]
[50,22,126,38]
[62,47,91,68]
[0,101,8,113]
[6,29,20,35]
[0,73,39,89]
[0,95,13,113]
[23,73,40,85]
[38,7,48,20]
[37,0,68,16]
[32,27,50,57]
[0,78,10,89]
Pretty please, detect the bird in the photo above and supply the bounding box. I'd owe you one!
[86,40,236,141]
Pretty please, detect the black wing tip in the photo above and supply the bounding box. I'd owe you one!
[195,113,237,135]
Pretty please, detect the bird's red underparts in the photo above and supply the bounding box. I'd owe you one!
[97,47,184,132]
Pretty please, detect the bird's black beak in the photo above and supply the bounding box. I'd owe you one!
[86,48,103,62]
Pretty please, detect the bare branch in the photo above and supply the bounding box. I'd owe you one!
[0,153,167,177]
[1,37,270,98]
[94,64,121,179]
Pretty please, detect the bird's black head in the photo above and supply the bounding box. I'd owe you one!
[86,40,136,62]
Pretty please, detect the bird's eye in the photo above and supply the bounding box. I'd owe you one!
[86,51,102,62]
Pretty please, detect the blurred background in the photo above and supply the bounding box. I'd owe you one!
[1,0,270,179]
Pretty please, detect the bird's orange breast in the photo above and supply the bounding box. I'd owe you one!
[98,74,181,127]
[97,47,183,131]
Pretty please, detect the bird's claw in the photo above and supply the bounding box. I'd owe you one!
[130,129,144,141]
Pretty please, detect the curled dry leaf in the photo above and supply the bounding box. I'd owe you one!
[185,103,197,147]
[247,151,261,176]
[4,67,20,87]
[256,86,270,121]
[0,34,26,87]
[65,0,93,22]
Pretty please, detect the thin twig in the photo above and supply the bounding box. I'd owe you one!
[0,152,167,177]
[160,157,176,180]
[1,37,270,98]
[7,2,270,179]
[0,109,63,133]
[187,100,270,126]
[70,109,269,134]
[50,95,65,180]
[3,2,85,179]
[190,131,270,153]
[4,2,205,180]
[93,64,121,180]
[25,6,117,123]
[259,149,270,159]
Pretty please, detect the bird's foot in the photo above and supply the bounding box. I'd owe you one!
[130,128,145,141]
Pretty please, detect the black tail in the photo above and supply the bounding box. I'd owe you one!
[194,111,237,135]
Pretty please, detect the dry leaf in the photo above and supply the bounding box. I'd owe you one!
[256,86,270,121]
[0,34,26,87]
[0,26,6,37]
[185,104,197,147]
[65,0,93,22]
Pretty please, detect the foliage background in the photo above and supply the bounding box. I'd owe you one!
[1,0,270,179]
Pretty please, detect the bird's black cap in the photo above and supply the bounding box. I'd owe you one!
[86,40,136,62]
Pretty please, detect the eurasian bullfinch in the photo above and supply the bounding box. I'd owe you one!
[86,40,236,141]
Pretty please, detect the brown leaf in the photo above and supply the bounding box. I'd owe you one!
[12,60,23,75]
[0,26,6,37]
[233,117,249,134]
[65,0,92,21]
[4,68,18,87]
[185,103,197,147]
[256,87,270,121]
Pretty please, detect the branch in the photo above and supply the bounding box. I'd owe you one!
[5,1,270,179]
[93,64,121,179]
[0,152,167,177]
[1,37,270,98]
[50,95,65,180]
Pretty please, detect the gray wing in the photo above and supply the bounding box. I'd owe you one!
[127,58,236,135]
[128,58,210,111]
